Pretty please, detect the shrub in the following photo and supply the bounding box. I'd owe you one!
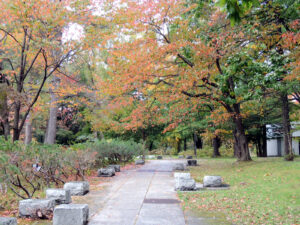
[92,139,144,164]
[0,139,97,199]
[67,143,97,180]
[56,128,74,144]
[0,147,43,199]
[0,138,142,199]
[178,146,234,158]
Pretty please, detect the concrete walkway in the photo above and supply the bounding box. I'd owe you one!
[88,160,193,225]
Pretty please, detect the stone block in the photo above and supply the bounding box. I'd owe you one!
[53,204,89,225]
[174,173,191,179]
[187,159,197,166]
[19,199,55,219]
[46,189,71,204]
[178,155,184,159]
[97,168,115,177]
[64,181,89,196]
[135,160,145,165]
[157,155,163,159]
[195,183,204,190]
[108,164,121,172]
[203,176,222,187]
[0,217,17,225]
[186,156,193,159]
[175,178,196,191]
[173,163,185,171]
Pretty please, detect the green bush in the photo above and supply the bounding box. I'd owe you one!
[92,139,144,164]
[56,128,74,144]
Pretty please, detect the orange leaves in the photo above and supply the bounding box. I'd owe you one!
[282,32,300,49]
[281,26,300,81]
[208,107,231,125]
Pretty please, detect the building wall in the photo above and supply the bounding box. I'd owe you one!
[292,130,300,137]
[267,138,300,156]
[267,139,279,156]
[292,139,300,155]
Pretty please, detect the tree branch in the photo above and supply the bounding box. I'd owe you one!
[23,48,43,80]
[0,28,21,46]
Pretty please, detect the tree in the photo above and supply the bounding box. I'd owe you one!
[102,0,299,161]
[44,75,60,144]
[0,0,104,141]
[104,1,256,160]
[247,0,300,160]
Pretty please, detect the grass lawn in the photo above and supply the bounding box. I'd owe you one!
[178,157,300,225]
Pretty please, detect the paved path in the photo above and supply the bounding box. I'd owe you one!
[88,160,201,225]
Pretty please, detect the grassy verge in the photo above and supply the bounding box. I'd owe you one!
[178,157,300,225]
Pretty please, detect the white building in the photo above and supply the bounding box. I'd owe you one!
[267,124,300,156]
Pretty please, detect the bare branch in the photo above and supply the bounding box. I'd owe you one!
[0,28,21,46]
[23,48,43,80]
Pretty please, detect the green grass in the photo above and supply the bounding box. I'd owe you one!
[178,157,300,225]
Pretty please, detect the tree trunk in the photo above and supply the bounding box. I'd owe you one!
[176,139,182,154]
[0,84,10,140]
[256,141,262,157]
[184,138,187,151]
[141,129,147,160]
[44,75,59,144]
[12,100,21,141]
[212,136,221,157]
[281,94,294,161]
[149,141,153,151]
[24,112,32,145]
[262,125,267,157]
[233,139,239,158]
[25,77,33,145]
[44,14,63,144]
[233,116,251,161]
[256,126,267,157]
[193,132,197,157]
[196,137,202,149]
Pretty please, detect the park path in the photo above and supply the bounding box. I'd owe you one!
[87,159,207,225]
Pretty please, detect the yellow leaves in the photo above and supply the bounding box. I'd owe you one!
[147,85,156,91]
[165,54,176,63]
[249,44,257,50]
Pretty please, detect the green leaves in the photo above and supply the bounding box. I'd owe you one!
[92,139,144,163]
[0,153,8,164]
[217,0,259,25]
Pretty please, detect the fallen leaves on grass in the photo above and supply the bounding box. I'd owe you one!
[178,158,300,225]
